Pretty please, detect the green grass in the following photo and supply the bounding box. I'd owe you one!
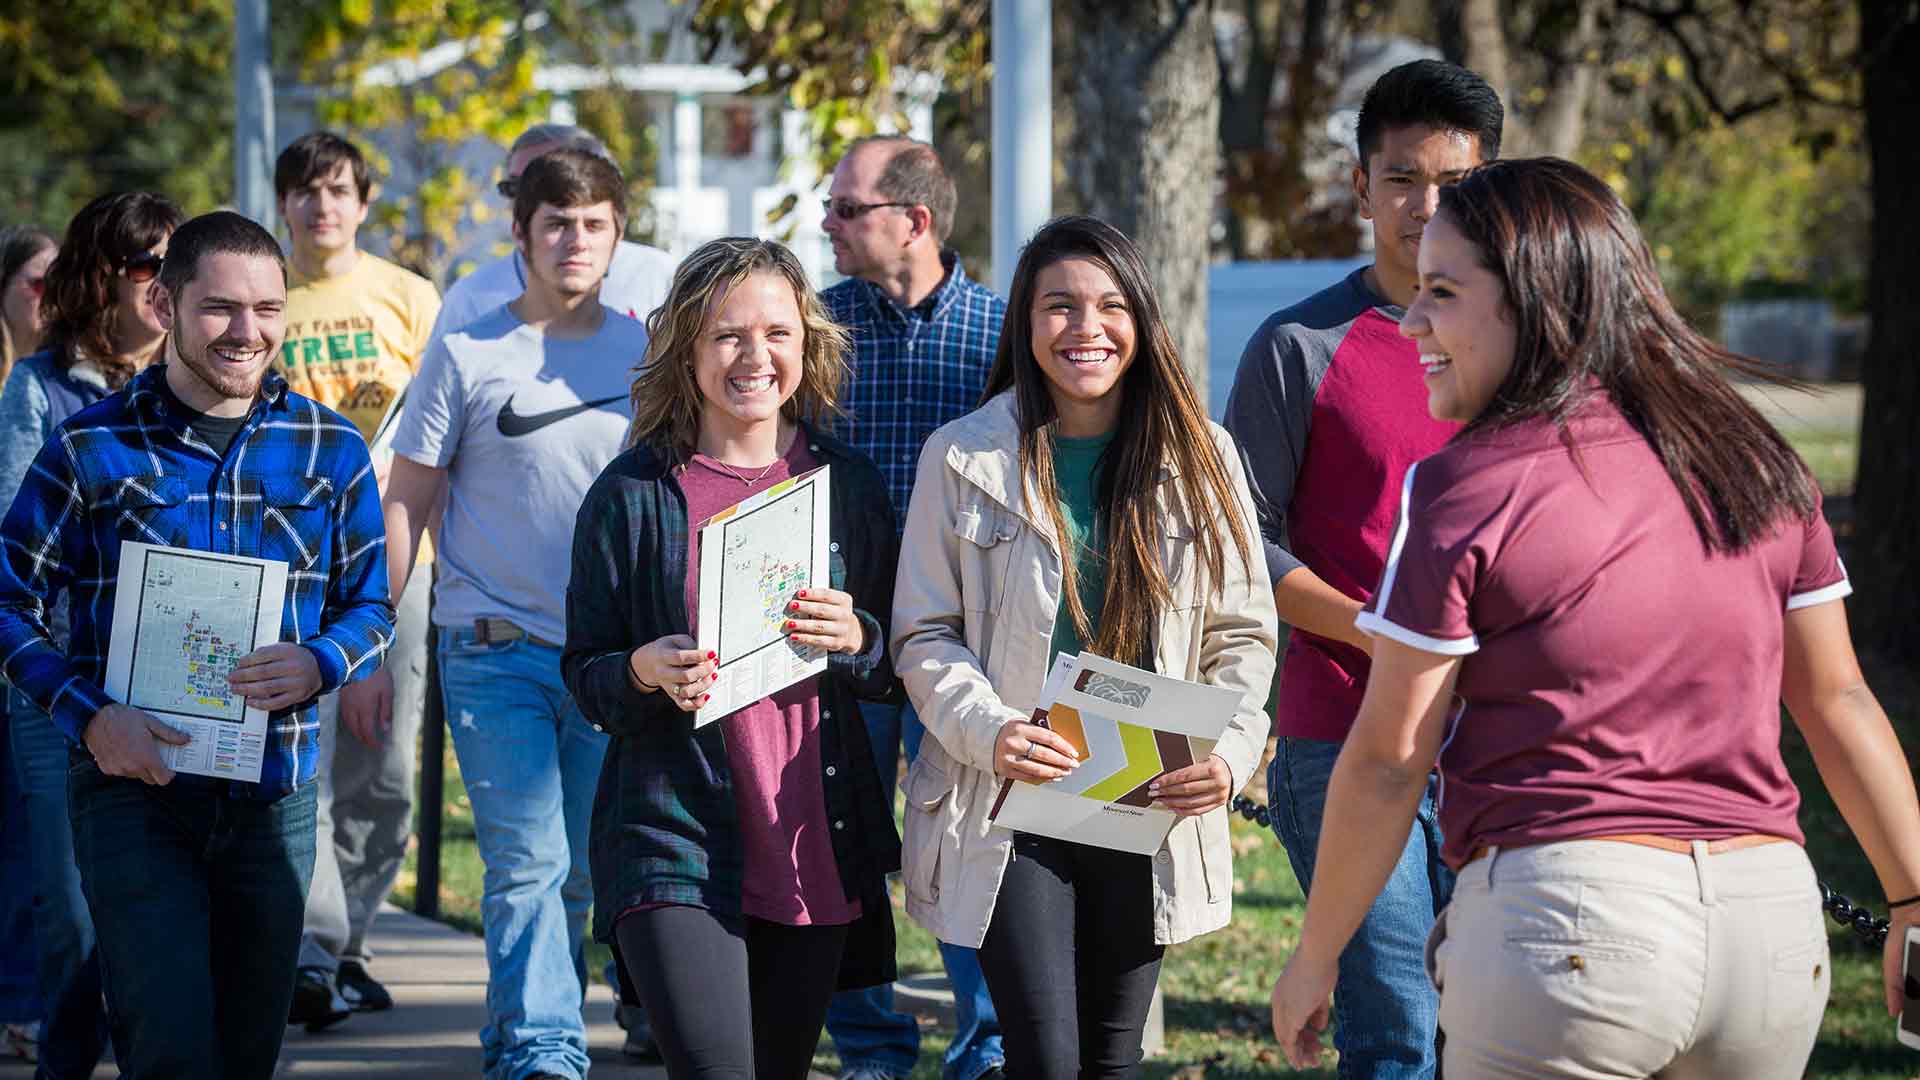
[1789,428,1860,496]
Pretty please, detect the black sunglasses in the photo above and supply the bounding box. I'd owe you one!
[821,197,915,221]
[120,251,164,284]
[497,178,518,201]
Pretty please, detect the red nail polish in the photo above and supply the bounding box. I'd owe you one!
[784,620,795,630]
[797,589,807,598]
[707,651,716,660]
[701,694,710,703]
[788,602,799,611]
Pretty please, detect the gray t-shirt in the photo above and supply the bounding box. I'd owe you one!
[390,303,647,643]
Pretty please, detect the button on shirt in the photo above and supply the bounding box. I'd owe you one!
[0,365,395,799]
[824,252,1005,534]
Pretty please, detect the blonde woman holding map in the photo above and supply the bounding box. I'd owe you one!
[561,236,903,1078]
[890,215,1279,1075]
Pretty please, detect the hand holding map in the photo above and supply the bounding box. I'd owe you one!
[102,542,290,784]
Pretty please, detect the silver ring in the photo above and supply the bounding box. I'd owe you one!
[1022,742,1036,761]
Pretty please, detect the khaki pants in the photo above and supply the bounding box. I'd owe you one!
[1428,838,1828,1079]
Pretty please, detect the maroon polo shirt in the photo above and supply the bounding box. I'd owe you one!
[1359,398,1850,869]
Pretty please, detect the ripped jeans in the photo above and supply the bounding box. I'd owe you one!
[439,627,608,1080]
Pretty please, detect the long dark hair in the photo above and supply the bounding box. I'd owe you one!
[1439,157,1815,554]
[982,215,1253,665]
[42,191,183,388]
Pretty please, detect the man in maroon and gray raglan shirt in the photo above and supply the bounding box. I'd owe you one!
[1222,58,1504,1078]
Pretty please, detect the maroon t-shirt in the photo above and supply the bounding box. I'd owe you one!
[1359,399,1850,869]
[682,437,860,926]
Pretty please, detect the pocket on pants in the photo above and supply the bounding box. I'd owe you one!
[1762,924,1830,1032]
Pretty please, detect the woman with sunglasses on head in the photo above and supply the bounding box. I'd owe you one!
[1269,157,1920,1079]
[563,237,902,1079]
[892,215,1278,1076]
[0,190,181,1080]
[0,226,56,388]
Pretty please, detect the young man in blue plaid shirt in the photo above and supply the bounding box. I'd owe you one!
[819,135,1008,1080]
[0,211,394,1076]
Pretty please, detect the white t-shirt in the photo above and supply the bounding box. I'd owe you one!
[391,303,648,643]
[428,239,677,345]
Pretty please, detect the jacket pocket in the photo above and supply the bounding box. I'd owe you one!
[1160,524,1201,611]
[261,475,334,570]
[901,756,956,906]
[953,501,1014,614]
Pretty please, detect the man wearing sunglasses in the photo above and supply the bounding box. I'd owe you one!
[818,135,1008,1080]
[271,130,443,1031]
[427,124,674,347]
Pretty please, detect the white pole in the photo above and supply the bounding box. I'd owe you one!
[234,0,276,229]
[992,0,1051,297]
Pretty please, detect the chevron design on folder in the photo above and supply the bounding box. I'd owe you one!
[1032,702,1219,805]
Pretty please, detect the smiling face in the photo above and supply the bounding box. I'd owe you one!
[693,271,804,442]
[113,235,172,353]
[516,201,618,301]
[278,160,369,262]
[1400,212,1516,424]
[1354,124,1483,303]
[156,251,287,414]
[1029,257,1137,437]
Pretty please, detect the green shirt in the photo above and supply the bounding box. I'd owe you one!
[1048,430,1114,665]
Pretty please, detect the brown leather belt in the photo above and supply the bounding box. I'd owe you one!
[1465,833,1790,864]
[471,617,561,649]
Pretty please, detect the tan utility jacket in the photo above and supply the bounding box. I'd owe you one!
[892,392,1279,949]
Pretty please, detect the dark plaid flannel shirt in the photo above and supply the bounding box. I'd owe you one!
[0,365,394,799]
[564,425,902,986]
[825,252,1005,535]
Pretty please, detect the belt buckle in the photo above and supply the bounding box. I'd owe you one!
[474,617,522,645]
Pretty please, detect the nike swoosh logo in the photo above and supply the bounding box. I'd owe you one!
[496,394,626,437]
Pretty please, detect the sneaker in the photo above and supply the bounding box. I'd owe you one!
[336,959,393,1012]
[287,965,351,1032]
[4,1021,38,1062]
[616,1002,658,1061]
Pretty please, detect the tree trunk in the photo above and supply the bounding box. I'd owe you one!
[1530,1,1599,158]
[1852,0,1920,661]
[1061,0,1220,395]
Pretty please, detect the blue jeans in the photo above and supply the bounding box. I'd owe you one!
[439,630,606,1080]
[9,694,109,1079]
[1269,737,1451,1079]
[826,698,1004,1080]
[1,702,42,1023]
[69,760,317,1079]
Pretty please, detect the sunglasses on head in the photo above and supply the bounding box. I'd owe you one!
[497,178,519,201]
[821,197,915,221]
[119,251,163,284]
[17,276,43,297]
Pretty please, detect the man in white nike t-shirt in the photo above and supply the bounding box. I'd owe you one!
[428,123,675,345]
[381,149,646,1080]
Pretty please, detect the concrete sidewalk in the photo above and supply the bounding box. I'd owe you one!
[273,905,658,1078]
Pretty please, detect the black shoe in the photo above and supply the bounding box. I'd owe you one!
[336,960,393,1012]
[287,966,351,1032]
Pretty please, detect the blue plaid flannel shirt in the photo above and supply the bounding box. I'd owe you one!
[825,252,1006,534]
[0,365,394,799]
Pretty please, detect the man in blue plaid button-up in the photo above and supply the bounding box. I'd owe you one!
[819,135,1009,1080]
[0,211,393,1076]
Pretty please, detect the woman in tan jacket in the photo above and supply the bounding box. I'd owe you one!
[891,215,1278,1076]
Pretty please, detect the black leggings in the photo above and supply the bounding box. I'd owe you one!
[976,833,1166,1079]
[615,905,849,1080]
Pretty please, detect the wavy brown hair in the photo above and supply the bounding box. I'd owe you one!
[41,191,182,388]
[982,215,1254,666]
[1438,157,1815,553]
[625,237,851,455]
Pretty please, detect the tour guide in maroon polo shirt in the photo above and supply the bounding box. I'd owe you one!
[1222,59,1504,1078]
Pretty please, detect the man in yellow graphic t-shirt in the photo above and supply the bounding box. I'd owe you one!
[274,131,439,1030]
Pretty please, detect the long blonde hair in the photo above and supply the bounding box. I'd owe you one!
[625,238,851,455]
